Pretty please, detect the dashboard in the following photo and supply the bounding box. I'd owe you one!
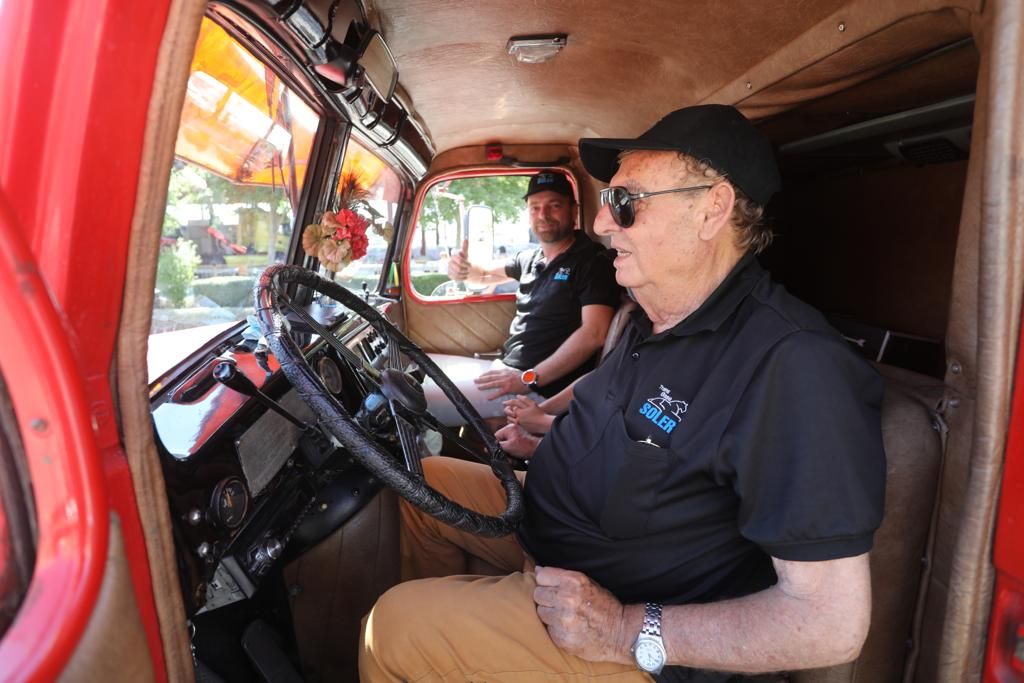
[151,306,398,615]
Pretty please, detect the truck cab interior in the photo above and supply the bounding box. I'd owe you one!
[1,0,1023,682]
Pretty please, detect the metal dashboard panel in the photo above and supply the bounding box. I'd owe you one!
[153,352,280,459]
[235,391,316,496]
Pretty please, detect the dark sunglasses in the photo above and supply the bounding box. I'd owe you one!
[599,184,714,228]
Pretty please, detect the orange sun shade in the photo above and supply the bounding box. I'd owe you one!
[338,138,401,201]
[174,18,319,189]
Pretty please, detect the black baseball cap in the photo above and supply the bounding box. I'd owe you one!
[523,171,575,200]
[578,105,781,206]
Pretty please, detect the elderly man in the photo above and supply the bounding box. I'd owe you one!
[424,171,622,426]
[362,105,885,682]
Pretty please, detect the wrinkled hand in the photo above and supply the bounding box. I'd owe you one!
[532,566,633,664]
[504,396,554,434]
[495,423,541,460]
[475,367,528,400]
[448,239,471,280]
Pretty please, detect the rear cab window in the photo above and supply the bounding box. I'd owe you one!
[407,172,577,299]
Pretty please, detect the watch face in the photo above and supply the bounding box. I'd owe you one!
[634,639,666,672]
[521,369,538,384]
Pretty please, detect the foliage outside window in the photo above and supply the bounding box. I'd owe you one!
[149,18,319,383]
[409,175,533,297]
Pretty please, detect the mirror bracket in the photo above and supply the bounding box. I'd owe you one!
[313,40,360,87]
[500,155,571,168]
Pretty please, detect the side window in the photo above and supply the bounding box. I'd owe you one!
[151,17,320,381]
[309,138,402,293]
[408,175,539,298]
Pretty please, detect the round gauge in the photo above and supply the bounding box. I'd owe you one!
[317,355,344,394]
[210,477,249,529]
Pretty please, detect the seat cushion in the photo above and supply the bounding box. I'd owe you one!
[600,298,637,360]
[793,365,945,683]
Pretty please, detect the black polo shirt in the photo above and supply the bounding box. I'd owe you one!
[502,231,621,396]
[518,253,886,609]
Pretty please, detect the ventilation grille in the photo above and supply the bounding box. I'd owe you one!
[897,137,967,164]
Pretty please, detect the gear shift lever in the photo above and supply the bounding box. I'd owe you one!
[213,361,308,430]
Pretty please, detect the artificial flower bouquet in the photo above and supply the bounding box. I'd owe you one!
[301,208,370,272]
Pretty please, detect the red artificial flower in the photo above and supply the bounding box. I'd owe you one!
[301,207,370,271]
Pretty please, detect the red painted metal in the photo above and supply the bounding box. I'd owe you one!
[984,574,1024,682]
[0,192,109,681]
[993,315,1024,582]
[0,0,173,679]
[985,311,1024,681]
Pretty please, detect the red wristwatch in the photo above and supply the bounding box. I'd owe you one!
[520,368,539,390]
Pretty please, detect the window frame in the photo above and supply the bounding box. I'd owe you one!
[206,3,419,305]
[304,132,413,299]
[148,9,340,390]
[401,167,581,305]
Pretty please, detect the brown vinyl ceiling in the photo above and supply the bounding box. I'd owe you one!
[364,0,978,153]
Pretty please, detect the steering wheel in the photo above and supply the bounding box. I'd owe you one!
[254,264,523,537]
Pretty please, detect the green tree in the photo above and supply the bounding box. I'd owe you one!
[417,175,530,256]
[204,172,292,262]
[163,162,294,259]
[156,239,200,306]
[419,176,529,231]
[163,164,214,235]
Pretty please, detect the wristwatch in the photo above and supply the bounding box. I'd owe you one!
[520,368,539,390]
[631,602,667,675]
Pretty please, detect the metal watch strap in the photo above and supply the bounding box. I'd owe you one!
[641,602,663,638]
[631,601,666,675]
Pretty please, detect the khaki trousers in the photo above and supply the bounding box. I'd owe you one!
[359,456,651,682]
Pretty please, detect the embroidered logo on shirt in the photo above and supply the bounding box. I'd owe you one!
[639,385,688,434]
[553,266,571,281]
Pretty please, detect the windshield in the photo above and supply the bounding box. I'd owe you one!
[313,137,403,295]
[148,18,320,383]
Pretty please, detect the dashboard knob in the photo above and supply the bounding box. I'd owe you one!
[197,542,212,559]
[264,539,282,560]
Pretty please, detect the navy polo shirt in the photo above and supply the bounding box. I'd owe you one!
[502,232,621,396]
[518,252,886,608]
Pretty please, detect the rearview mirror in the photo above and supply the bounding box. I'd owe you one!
[464,204,495,267]
[360,32,398,102]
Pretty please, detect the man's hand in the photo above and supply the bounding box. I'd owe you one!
[504,396,554,434]
[495,423,541,460]
[532,566,633,664]
[448,238,471,281]
[474,367,529,400]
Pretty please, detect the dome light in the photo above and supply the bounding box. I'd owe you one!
[506,34,567,64]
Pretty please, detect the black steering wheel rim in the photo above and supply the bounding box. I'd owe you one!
[254,264,523,537]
